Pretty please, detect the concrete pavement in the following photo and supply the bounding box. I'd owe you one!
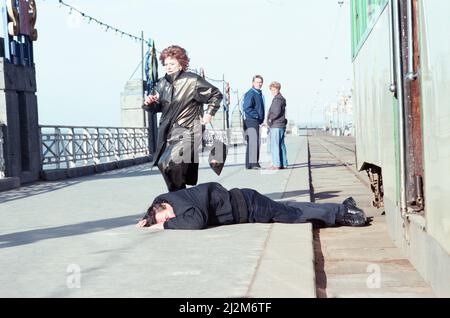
[0,135,315,297]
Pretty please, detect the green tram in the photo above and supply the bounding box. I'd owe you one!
[351,0,449,296]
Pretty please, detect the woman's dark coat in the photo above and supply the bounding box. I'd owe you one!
[147,71,223,191]
[267,93,287,128]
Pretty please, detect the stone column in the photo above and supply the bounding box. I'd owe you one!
[0,57,40,188]
[120,79,146,128]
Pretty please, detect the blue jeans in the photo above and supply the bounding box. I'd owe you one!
[270,128,288,168]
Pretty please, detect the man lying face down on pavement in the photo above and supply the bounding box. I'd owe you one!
[137,182,368,230]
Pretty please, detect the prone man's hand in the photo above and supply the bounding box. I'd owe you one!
[136,219,148,228]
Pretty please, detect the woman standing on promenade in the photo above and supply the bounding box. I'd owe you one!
[267,81,288,170]
[144,45,223,191]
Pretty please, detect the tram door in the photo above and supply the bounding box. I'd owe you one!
[399,0,425,213]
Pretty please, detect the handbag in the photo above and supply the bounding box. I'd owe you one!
[206,123,228,176]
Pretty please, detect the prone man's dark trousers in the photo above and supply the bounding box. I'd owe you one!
[241,189,346,228]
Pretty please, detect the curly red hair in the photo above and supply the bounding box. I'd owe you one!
[159,45,190,71]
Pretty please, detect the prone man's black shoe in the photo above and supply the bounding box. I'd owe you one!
[342,197,358,210]
[336,212,367,227]
[337,197,368,227]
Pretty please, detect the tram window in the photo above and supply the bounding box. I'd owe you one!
[351,0,388,58]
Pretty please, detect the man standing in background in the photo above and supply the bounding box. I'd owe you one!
[242,75,265,170]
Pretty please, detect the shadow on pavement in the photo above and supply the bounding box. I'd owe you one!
[0,180,83,204]
[0,165,159,203]
[0,214,142,249]
[313,191,341,201]
[313,229,328,298]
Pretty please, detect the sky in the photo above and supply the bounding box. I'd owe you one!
[33,0,353,127]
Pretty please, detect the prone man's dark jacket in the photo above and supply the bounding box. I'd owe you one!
[151,182,246,230]
[267,93,287,128]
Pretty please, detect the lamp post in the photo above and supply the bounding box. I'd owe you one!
[225,82,230,130]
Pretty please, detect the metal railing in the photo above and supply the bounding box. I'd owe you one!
[40,125,150,170]
[203,128,245,147]
[0,124,5,178]
[2,125,246,173]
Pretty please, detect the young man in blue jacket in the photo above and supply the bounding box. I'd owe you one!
[242,75,265,169]
[137,182,368,230]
